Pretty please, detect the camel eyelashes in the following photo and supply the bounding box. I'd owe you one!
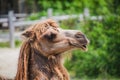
[44,33,56,41]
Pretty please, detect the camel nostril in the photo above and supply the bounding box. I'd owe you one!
[75,35,83,39]
[75,33,84,39]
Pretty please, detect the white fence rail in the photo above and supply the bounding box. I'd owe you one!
[0,8,102,48]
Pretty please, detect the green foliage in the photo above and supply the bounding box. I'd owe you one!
[62,15,120,79]
[60,18,79,29]
[15,40,22,47]
[27,13,40,20]
[26,0,115,18]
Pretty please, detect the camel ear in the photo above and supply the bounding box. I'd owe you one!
[22,30,35,40]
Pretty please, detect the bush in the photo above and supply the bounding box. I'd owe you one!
[62,15,120,79]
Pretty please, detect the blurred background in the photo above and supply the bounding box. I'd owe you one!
[0,0,120,79]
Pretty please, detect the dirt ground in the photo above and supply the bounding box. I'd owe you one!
[0,48,20,79]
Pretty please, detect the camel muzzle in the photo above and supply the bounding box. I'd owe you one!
[74,32,89,51]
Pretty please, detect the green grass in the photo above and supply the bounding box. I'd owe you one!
[0,42,9,48]
[71,77,120,80]
[0,40,22,48]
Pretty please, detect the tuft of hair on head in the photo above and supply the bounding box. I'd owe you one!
[21,19,59,41]
[46,19,59,28]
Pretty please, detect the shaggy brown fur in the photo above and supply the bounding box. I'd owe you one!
[15,19,89,80]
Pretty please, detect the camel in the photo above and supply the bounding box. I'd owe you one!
[15,19,89,80]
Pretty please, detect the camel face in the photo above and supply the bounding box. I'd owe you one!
[38,28,89,55]
[63,30,89,51]
[22,19,89,57]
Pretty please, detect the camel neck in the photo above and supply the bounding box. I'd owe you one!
[31,48,62,65]
[28,48,62,79]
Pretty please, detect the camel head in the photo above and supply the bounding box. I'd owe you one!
[22,19,89,57]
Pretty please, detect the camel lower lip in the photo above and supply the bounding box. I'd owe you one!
[79,44,88,50]
[70,43,87,50]
[82,45,86,48]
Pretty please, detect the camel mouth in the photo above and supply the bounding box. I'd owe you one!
[69,42,88,51]
[80,44,88,51]
[74,44,88,51]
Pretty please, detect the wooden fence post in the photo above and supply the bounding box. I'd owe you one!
[47,8,53,18]
[8,11,15,48]
[84,8,90,18]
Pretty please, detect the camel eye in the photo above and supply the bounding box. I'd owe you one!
[44,33,56,41]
